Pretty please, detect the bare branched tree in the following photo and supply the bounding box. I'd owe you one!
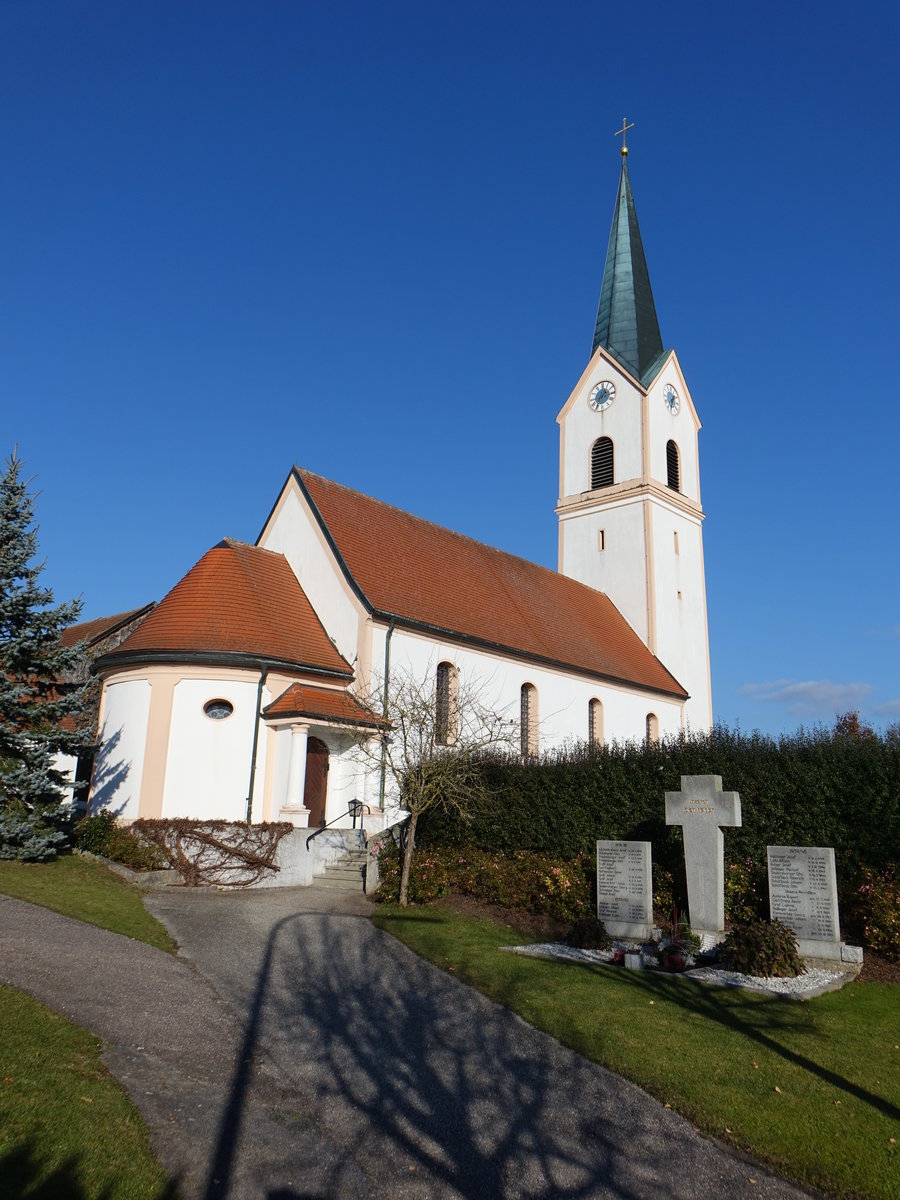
[355,664,516,905]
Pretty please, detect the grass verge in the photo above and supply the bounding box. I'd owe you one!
[372,905,900,1200]
[0,984,176,1199]
[0,854,176,952]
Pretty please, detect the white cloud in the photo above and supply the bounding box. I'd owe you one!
[741,679,874,716]
[872,698,900,716]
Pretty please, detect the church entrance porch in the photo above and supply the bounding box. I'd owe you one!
[303,736,329,828]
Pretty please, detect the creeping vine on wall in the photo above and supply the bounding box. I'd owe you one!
[131,819,293,887]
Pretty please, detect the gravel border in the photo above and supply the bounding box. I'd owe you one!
[500,941,853,999]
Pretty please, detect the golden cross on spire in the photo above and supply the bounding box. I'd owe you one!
[614,116,634,159]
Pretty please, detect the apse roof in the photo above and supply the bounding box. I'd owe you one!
[96,540,351,677]
[291,469,688,699]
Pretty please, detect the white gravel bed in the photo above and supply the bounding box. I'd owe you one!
[687,964,846,996]
[500,941,850,997]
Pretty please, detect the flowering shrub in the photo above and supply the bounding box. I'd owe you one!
[376,844,593,921]
[853,866,900,959]
[724,857,767,924]
[373,844,448,904]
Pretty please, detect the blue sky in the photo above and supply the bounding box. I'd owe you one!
[2,1,898,736]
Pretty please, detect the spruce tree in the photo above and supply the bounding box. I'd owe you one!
[0,450,90,859]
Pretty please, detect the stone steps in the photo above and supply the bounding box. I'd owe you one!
[315,849,368,892]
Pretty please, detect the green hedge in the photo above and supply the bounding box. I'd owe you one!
[418,724,900,877]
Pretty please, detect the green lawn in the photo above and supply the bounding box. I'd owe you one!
[0,853,176,952]
[0,984,176,1199]
[373,906,900,1200]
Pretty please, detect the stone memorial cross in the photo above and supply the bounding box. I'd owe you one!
[665,775,741,935]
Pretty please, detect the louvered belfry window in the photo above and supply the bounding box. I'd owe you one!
[666,440,680,492]
[590,437,614,490]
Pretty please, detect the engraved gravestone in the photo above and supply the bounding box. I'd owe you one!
[665,775,741,936]
[767,846,842,958]
[596,840,652,939]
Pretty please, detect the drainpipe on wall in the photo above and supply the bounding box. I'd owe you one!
[378,620,395,811]
[245,664,269,823]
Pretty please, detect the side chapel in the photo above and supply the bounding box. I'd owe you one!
[79,142,712,832]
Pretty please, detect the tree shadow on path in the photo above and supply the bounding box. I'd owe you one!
[200,905,800,1200]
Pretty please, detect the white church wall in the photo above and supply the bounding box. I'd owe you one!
[51,752,78,807]
[162,678,260,821]
[368,625,683,783]
[559,496,650,645]
[266,724,293,822]
[257,480,363,668]
[650,507,712,730]
[91,679,152,820]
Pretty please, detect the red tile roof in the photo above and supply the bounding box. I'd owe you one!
[98,540,351,677]
[61,605,155,648]
[294,469,687,698]
[264,683,387,728]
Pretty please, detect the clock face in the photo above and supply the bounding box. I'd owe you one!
[589,381,616,412]
[664,384,680,415]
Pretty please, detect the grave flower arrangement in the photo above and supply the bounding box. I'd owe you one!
[654,909,702,971]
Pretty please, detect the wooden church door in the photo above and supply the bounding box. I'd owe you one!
[303,737,329,827]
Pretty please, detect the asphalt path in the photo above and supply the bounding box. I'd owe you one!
[1,885,817,1199]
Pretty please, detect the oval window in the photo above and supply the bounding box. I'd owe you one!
[203,699,234,720]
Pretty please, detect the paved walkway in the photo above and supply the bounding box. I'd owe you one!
[1,886,814,1200]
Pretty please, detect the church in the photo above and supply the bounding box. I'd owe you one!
[80,144,712,834]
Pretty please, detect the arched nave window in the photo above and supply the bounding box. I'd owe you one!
[588,698,603,747]
[590,437,614,490]
[521,683,539,759]
[646,712,659,744]
[666,440,680,492]
[435,661,459,746]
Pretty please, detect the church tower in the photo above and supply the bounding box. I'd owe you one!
[556,136,712,731]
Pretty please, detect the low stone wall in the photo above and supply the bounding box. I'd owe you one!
[251,827,363,889]
[77,807,407,891]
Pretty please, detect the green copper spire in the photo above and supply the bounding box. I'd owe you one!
[591,160,664,383]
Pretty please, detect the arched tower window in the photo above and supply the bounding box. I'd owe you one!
[521,683,539,758]
[590,437,614,490]
[588,698,603,747]
[666,440,680,492]
[435,661,459,745]
[646,713,659,744]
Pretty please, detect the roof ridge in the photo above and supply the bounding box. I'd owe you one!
[219,537,285,559]
[294,468,687,698]
[295,467,598,593]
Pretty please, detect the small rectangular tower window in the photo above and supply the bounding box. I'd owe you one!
[673,531,679,556]
[598,529,606,552]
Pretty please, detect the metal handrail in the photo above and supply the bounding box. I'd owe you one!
[305,799,365,851]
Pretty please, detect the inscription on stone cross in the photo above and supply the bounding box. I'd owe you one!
[596,840,652,939]
[767,845,841,958]
[665,775,741,935]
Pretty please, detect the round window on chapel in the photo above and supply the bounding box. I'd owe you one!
[203,699,234,721]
